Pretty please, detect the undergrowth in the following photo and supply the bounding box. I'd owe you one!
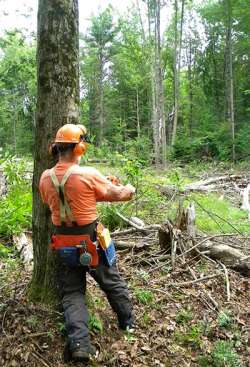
[0,156,32,236]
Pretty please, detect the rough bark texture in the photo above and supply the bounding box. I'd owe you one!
[31,0,79,302]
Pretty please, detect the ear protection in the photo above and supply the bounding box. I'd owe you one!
[73,125,90,157]
[73,141,88,157]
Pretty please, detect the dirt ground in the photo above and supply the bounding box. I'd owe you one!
[0,246,249,367]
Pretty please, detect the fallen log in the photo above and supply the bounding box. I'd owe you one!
[158,204,250,276]
[199,241,250,276]
[185,174,244,191]
[159,174,248,196]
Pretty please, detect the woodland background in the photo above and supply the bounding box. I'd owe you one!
[0,1,250,367]
[0,0,249,163]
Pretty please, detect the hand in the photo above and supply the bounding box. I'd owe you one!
[107,175,120,186]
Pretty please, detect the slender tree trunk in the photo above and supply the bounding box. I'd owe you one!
[97,52,104,144]
[172,0,178,146]
[136,88,140,137]
[225,0,235,161]
[187,40,193,141]
[12,102,17,155]
[156,0,166,167]
[147,0,160,164]
[148,0,166,166]
[171,0,185,146]
[31,0,79,302]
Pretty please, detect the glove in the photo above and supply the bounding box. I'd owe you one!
[106,175,120,186]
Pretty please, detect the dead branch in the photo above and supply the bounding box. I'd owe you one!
[185,174,244,191]
[218,262,231,302]
[166,273,222,287]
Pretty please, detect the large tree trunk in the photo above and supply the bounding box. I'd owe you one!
[31,0,79,302]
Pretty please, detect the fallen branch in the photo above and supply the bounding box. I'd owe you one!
[115,211,160,234]
[185,174,243,191]
[218,262,231,302]
[166,273,222,287]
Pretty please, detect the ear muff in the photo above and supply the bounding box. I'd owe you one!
[73,142,88,156]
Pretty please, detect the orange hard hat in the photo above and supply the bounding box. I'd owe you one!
[53,123,90,157]
[55,124,87,143]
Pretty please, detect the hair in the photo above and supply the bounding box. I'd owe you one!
[51,143,76,158]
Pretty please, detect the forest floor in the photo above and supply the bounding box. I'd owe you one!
[0,161,250,367]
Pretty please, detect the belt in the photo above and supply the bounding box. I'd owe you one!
[53,220,97,240]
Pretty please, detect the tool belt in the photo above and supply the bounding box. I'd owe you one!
[50,233,99,268]
[50,222,116,268]
[50,222,99,268]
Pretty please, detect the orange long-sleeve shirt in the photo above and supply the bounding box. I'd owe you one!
[39,162,133,226]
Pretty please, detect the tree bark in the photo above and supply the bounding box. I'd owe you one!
[171,0,185,147]
[225,0,235,161]
[136,88,140,137]
[156,0,167,167]
[148,0,166,166]
[31,0,79,302]
[187,40,193,140]
[97,52,104,144]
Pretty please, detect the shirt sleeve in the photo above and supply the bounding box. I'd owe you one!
[80,167,134,202]
[90,169,110,200]
[90,169,133,202]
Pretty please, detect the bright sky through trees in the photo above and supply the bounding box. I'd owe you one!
[0,0,134,35]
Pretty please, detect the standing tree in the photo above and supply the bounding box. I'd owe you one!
[83,7,116,144]
[146,0,167,166]
[224,0,235,161]
[171,0,185,147]
[31,0,79,301]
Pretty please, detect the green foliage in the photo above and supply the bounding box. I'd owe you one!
[198,340,240,367]
[134,289,154,305]
[188,193,250,234]
[97,203,124,230]
[26,316,40,330]
[0,243,12,258]
[141,312,151,326]
[218,311,233,329]
[174,325,202,348]
[57,322,66,335]
[0,156,32,235]
[88,314,103,333]
[176,309,193,325]
[0,31,36,155]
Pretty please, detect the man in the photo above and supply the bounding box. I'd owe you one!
[39,124,135,363]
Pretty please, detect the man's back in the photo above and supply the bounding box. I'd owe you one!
[39,162,110,226]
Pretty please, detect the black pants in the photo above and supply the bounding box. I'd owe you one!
[57,258,133,350]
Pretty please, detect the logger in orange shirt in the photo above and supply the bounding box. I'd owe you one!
[39,124,135,363]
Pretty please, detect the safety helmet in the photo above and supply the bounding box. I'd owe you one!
[54,124,89,156]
